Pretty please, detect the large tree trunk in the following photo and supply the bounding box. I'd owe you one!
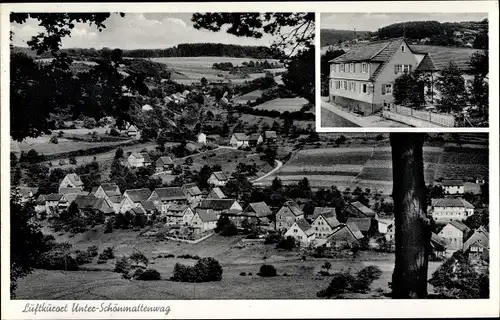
[390,133,431,298]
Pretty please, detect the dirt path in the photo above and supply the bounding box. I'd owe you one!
[251,160,283,183]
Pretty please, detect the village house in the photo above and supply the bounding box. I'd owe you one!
[190,209,218,233]
[431,198,475,223]
[207,171,229,187]
[311,210,341,239]
[248,133,260,147]
[377,218,394,234]
[91,183,121,202]
[463,226,489,261]
[123,188,160,209]
[138,200,157,217]
[126,124,141,139]
[185,141,202,153]
[73,194,114,216]
[197,132,207,145]
[308,206,337,223]
[230,133,250,148]
[346,217,376,237]
[441,179,465,195]
[155,187,188,213]
[276,201,305,232]
[207,187,227,199]
[44,194,68,216]
[107,195,135,214]
[323,224,364,249]
[438,220,470,251]
[328,37,483,114]
[235,202,273,227]
[199,198,243,217]
[181,183,203,204]
[257,131,278,145]
[343,201,378,220]
[59,173,84,193]
[127,152,152,168]
[284,218,316,247]
[163,205,194,226]
[385,220,395,243]
[430,233,449,258]
[155,156,174,173]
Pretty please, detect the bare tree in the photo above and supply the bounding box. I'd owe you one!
[390,133,431,298]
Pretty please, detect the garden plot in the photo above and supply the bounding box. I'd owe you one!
[254,97,310,113]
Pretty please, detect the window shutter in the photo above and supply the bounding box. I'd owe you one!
[409,65,412,73]
[382,85,386,95]
[394,65,398,74]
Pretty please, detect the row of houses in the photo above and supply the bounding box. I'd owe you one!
[227,131,278,148]
[437,221,489,260]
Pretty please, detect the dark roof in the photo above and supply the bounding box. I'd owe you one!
[208,187,226,199]
[140,152,151,163]
[281,200,304,216]
[463,228,489,251]
[349,201,376,218]
[431,233,449,251]
[58,187,83,195]
[211,171,228,181]
[295,218,314,236]
[432,198,474,209]
[442,179,464,186]
[410,44,484,71]
[140,200,156,211]
[448,220,470,233]
[198,198,239,211]
[232,133,249,141]
[182,183,202,197]
[331,37,405,63]
[73,195,112,213]
[108,195,126,204]
[311,207,336,220]
[264,131,277,139]
[101,183,120,192]
[155,187,187,201]
[248,133,260,142]
[131,206,146,215]
[46,193,63,201]
[243,202,272,217]
[346,217,372,232]
[196,209,218,222]
[186,142,202,152]
[156,156,174,166]
[36,194,47,204]
[125,188,152,203]
[415,54,437,72]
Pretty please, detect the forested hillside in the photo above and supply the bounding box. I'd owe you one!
[12,43,277,60]
[320,29,371,46]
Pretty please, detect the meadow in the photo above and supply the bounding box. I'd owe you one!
[14,225,442,300]
[254,97,310,113]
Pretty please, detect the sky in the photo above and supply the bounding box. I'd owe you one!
[320,13,488,32]
[10,13,278,49]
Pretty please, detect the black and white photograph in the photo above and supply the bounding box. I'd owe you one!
[1,2,498,319]
[320,13,489,128]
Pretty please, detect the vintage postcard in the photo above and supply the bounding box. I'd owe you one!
[1,1,499,319]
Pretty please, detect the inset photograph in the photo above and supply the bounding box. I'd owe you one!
[319,13,489,128]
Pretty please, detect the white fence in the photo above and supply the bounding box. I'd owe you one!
[388,105,455,127]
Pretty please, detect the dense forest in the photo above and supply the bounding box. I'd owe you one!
[12,42,278,60]
[320,29,370,46]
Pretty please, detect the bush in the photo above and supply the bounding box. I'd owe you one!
[130,251,149,267]
[109,128,120,136]
[258,264,277,277]
[114,256,132,274]
[83,118,97,129]
[135,268,161,281]
[264,233,282,244]
[240,272,247,276]
[75,251,92,265]
[317,272,355,297]
[99,247,115,260]
[86,245,99,257]
[37,250,79,271]
[69,157,77,165]
[58,131,64,137]
[220,220,238,236]
[104,219,113,233]
[277,236,296,250]
[171,257,223,282]
[50,136,59,144]
[357,266,382,282]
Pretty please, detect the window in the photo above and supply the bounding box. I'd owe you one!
[382,84,393,95]
[394,64,412,74]
[362,83,368,93]
[335,81,340,89]
[349,63,354,73]
[343,80,348,90]
[362,63,368,73]
[401,45,405,52]
[294,229,298,233]
[340,64,345,72]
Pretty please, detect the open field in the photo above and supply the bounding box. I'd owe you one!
[15,227,442,300]
[149,57,281,85]
[233,89,264,104]
[255,97,310,113]
[259,140,487,193]
[19,136,130,156]
[174,147,273,178]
